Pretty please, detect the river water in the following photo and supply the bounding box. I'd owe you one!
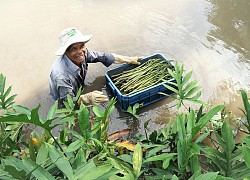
[0,0,249,136]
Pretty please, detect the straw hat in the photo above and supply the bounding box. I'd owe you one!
[55,27,92,56]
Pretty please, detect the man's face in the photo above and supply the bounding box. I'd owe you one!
[65,42,86,66]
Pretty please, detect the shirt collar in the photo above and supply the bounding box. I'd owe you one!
[63,55,80,73]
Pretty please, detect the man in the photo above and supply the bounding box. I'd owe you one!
[50,27,141,108]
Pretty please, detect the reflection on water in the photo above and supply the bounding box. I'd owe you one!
[0,0,249,136]
[207,0,250,60]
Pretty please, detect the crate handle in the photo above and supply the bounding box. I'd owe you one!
[108,81,117,96]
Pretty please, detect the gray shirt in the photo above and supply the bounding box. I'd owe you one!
[49,49,115,107]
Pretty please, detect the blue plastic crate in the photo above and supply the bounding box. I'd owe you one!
[105,53,176,112]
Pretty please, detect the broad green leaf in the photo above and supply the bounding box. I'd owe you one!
[54,115,75,126]
[194,172,218,180]
[164,80,178,87]
[132,143,142,178]
[167,68,176,79]
[195,132,210,143]
[107,156,135,179]
[2,164,27,180]
[239,145,250,168]
[143,153,176,164]
[48,144,73,179]
[242,138,250,146]
[214,131,226,152]
[93,106,104,117]
[117,154,133,164]
[221,122,235,153]
[75,164,112,180]
[182,80,198,94]
[181,71,192,85]
[95,168,121,180]
[73,149,86,168]
[171,174,179,180]
[187,109,195,135]
[12,105,31,115]
[163,84,179,94]
[146,145,169,158]
[162,156,174,169]
[22,158,56,180]
[36,144,48,166]
[207,155,226,171]
[190,155,201,177]
[240,90,250,123]
[192,105,224,139]
[66,139,85,152]
[3,86,12,99]
[184,86,201,99]
[4,95,17,107]
[78,104,90,139]
[66,94,74,109]
[161,121,171,139]
[187,91,201,101]
[47,101,58,120]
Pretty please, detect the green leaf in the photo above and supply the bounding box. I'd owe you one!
[94,168,121,180]
[162,156,174,169]
[74,162,112,180]
[192,105,224,139]
[47,101,58,120]
[182,80,198,94]
[240,90,250,124]
[132,143,142,178]
[187,109,195,135]
[187,91,201,101]
[4,95,17,107]
[66,94,74,109]
[239,145,250,168]
[22,158,56,180]
[93,106,104,117]
[194,172,218,180]
[73,149,86,169]
[66,139,85,153]
[221,122,235,153]
[48,144,73,179]
[163,84,179,94]
[12,105,31,115]
[146,145,169,158]
[3,86,12,99]
[181,71,192,85]
[36,144,48,166]
[78,104,90,139]
[143,153,176,164]
[195,132,210,143]
[206,147,226,161]
[190,154,201,177]
[242,138,250,147]
[184,86,201,99]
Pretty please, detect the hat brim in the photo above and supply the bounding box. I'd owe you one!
[55,34,92,56]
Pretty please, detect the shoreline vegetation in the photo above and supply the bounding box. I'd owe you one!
[1,63,250,179]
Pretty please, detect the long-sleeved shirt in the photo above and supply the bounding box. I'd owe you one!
[49,49,115,107]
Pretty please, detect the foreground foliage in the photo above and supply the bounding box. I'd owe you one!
[0,65,250,180]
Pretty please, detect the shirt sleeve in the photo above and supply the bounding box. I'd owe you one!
[85,49,115,67]
[56,77,76,107]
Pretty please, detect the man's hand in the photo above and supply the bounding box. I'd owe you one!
[112,53,143,65]
[78,90,109,105]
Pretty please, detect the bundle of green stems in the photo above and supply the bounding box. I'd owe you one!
[112,58,174,95]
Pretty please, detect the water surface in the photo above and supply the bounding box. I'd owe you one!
[0,0,249,136]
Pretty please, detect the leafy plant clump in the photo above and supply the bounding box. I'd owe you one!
[0,61,250,180]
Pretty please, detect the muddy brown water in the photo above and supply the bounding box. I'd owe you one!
[0,0,249,137]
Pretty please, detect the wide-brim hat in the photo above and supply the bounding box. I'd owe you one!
[55,27,92,56]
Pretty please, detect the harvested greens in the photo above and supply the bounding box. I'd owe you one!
[111,58,174,95]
